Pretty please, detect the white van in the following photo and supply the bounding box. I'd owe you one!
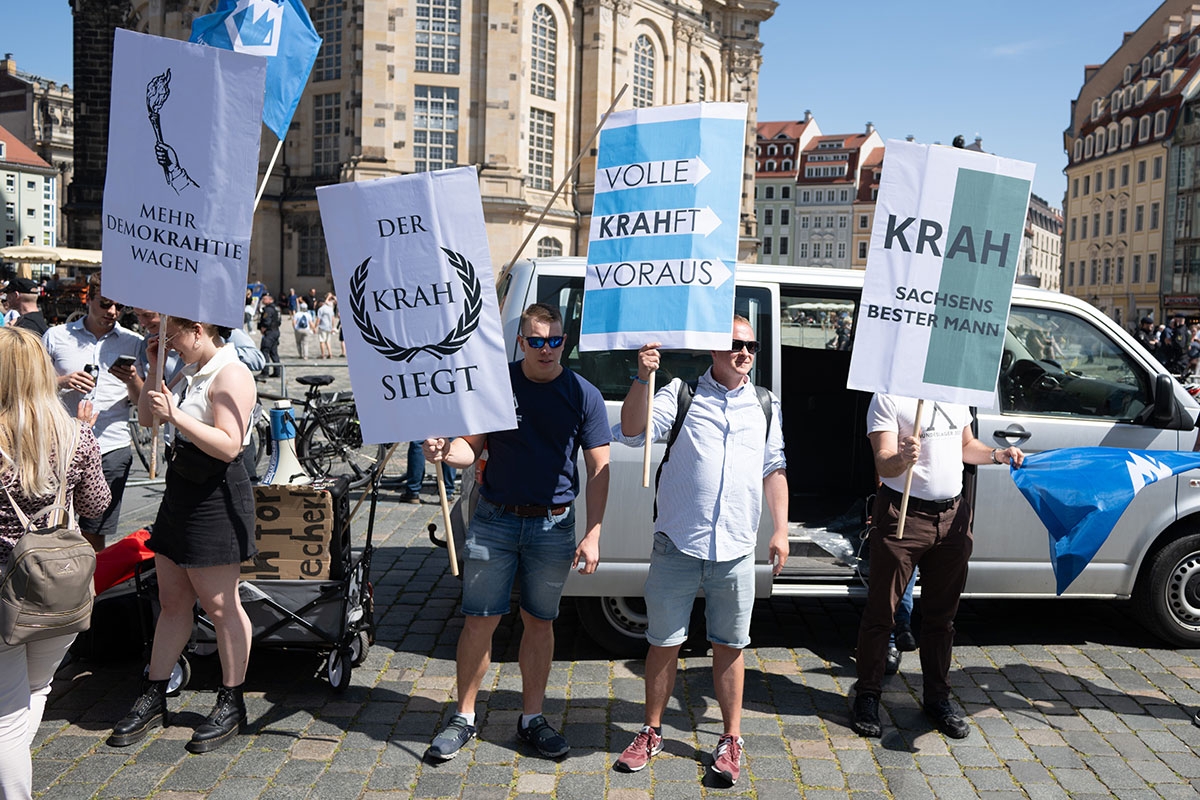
[478,257,1200,655]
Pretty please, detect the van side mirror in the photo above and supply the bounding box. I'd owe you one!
[1150,373,1185,428]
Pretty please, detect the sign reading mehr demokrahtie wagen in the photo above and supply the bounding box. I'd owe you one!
[316,167,516,445]
[102,28,265,329]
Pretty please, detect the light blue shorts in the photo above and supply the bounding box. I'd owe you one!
[461,497,577,621]
[644,532,755,649]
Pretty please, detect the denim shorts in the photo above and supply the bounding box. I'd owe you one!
[461,497,577,621]
[644,532,755,649]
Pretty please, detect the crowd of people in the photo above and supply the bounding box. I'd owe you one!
[1134,311,1200,376]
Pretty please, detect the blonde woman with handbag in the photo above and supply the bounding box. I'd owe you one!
[0,327,109,800]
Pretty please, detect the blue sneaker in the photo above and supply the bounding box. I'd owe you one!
[427,714,476,760]
[517,714,569,758]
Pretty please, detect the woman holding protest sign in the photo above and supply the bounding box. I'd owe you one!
[109,317,257,755]
[0,326,109,800]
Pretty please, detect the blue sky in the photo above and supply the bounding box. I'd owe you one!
[758,0,1165,205]
[5,0,1169,206]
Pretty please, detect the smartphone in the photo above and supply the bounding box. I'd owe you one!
[112,354,137,369]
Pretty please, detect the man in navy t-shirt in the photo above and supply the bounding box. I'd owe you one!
[422,302,610,762]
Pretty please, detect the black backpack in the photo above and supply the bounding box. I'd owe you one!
[653,378,774,521]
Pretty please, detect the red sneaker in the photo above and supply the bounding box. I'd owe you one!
[710,733,743,785]
[615,726,663,772]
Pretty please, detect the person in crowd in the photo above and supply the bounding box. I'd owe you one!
[316,295,336,359]
[0,294,16,326]
[3,279,46,337]
[243,289,255,334]
[42,273,143,552]
[421,302,610,762]
[307,288,318,311]
[0,326,110,800]
[135,310,265,479]
[292,299,313,360]
[400,440,455,504]
[1134,315,1158,359]
[286,288,297,315]
[109,316,257,754]
[1161,313,1192,376]
[611,318,788,786]
[257,293,281,380]
[850,394,1023,741]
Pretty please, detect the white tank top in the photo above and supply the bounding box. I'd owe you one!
[174,344,253,446]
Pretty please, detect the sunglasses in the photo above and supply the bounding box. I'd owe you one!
[97,297,122,310]
[524,335,565,349]
[731,339,760,354]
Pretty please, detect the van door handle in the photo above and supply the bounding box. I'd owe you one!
[994,426,1031,443]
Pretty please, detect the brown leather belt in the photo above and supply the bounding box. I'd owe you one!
[503,503,569,518]
[880,484,960,514]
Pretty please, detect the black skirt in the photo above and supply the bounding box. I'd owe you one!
[149,456,256,569]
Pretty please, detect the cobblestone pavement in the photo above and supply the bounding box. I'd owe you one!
[32,326,1200,798]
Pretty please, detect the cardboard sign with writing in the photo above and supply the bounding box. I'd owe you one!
[242,484,348,581]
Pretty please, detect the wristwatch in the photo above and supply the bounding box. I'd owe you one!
[991,448,1001,465]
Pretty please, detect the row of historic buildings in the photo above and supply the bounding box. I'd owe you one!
[0,54,73,250]
[61,0,777,295]
[1063,1,1200,325]
[752,117,1064,291]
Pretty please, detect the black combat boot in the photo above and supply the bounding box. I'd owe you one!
[108,678,169,747]
[185,684,247,754]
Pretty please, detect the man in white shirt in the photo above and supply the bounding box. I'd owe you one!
[612,316,788,787]
[43,273,144,550]
[851,393,1023,740]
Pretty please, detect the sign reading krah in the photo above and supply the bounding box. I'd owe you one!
[580,102,748,351]
[316,167,516,445]
[102,29,265,329]
[847,139,1035,406]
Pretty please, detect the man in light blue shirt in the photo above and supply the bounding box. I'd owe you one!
[43,273,144,550]
[612,315,788,787]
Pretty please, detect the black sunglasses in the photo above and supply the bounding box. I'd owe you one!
[97,297,122,310]
[731,339,760,354]
[524,335,565,349]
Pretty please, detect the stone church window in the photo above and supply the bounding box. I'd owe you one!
[633,35,655,108]
[531,5,557,100]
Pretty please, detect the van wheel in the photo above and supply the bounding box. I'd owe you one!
[1135,533,1200,646]
[576,597,649,657]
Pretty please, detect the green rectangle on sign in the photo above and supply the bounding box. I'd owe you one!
[924,168,1030,390]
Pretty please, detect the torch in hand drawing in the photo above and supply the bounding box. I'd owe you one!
[145,68,197,194]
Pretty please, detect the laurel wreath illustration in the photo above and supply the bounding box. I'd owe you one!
[349,248,483,363]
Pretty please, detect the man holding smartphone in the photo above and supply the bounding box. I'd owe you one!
[43,273,144,551]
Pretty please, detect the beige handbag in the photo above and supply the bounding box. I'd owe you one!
[0,425,96,645]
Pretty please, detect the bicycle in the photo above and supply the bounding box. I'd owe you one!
[257,375,390,489]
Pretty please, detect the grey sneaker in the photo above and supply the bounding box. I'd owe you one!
[517,714,569,758]
[427,714,476,761]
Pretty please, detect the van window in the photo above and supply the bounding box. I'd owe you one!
[782,294,857,350]
[536,274,771,400]
[1000,307,1151,421]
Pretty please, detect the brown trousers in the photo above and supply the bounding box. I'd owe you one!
[854,488,973,703]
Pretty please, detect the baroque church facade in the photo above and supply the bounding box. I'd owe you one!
[69,0,776,294]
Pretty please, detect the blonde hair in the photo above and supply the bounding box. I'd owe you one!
[0,327,77,498]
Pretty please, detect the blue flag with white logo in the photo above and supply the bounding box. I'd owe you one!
[190,0,321,140]
[1011,448,1200,594]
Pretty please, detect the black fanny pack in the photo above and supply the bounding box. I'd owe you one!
[169,439,230,483]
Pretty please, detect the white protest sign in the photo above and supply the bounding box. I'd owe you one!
[102,29,265,329]
[317,167,516,445]
[847,139,1035,406]
[580,102,748,351]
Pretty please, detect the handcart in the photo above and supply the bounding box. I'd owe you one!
[91,476,380,694]
[188,475,380,691]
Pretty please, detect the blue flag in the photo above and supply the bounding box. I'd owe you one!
[1011,448,1200,595]
[190,0,321,140]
